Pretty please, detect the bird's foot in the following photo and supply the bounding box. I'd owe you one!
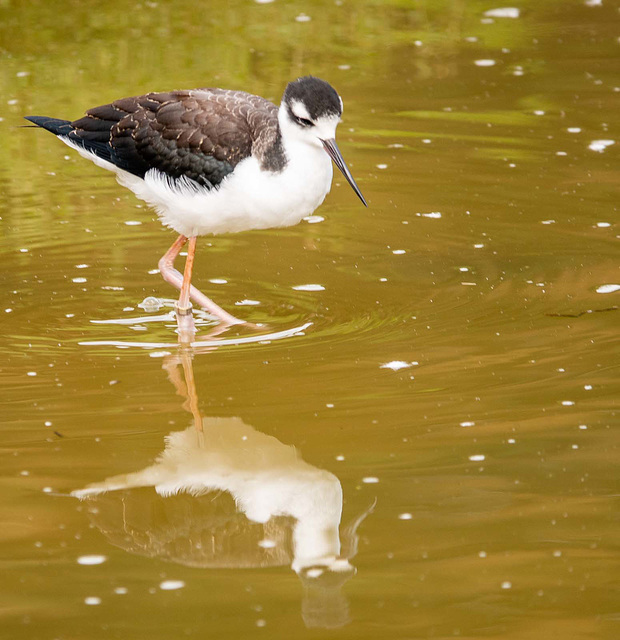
[175,306,197,343]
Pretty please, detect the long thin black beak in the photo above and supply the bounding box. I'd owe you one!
[321,138,368,207]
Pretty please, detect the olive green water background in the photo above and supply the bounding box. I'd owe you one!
[1,1,618,638]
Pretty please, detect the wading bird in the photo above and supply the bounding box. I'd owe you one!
[26,76,367,332]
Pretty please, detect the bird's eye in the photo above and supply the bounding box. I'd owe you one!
[294,115,314,127]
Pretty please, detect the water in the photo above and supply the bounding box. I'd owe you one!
[1,1,618,638]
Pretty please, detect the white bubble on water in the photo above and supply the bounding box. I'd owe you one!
[304,215,324,224]
[159,580,185,590]
[235,299,261,306]
[292,284,325,292]
[77,555,107,565]
[596,284,619,294]
[588,139,614,152]
[380,361,417,371]
[484,8,520,18]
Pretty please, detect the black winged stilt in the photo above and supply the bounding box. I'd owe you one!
[26,76,367,335]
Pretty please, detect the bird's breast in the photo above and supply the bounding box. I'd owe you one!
[122,142,334,237]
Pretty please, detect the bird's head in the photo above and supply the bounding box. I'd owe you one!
[280,76,367,206]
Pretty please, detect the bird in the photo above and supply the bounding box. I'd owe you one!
[25,76,367,329]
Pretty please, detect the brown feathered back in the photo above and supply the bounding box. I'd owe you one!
[70,89,285,188]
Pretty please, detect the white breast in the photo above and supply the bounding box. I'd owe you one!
[116,138,334,237]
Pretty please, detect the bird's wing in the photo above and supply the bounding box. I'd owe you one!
[70,89,280,189]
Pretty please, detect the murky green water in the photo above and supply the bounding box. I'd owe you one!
[1,1,618,638]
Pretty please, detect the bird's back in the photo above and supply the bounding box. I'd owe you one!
[27,88,282,189]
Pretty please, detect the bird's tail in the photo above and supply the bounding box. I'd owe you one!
[24,115,73,136]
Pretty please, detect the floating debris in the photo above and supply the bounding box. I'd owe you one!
[588,139,614,152]
[138,296,164,312]
[596,284,620,294]
[77,555,107,566]
[380,361,417,371]
[484,8,520,18]
[159,580,185,590]
[292,284,325,291]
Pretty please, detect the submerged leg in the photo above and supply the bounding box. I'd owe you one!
[157,234,243,326]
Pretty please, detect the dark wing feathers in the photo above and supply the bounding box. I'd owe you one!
[28,89,282,190]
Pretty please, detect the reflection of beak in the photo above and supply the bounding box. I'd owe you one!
[321,138,368,207]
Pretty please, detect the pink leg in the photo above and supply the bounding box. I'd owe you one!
[157,234,243,326]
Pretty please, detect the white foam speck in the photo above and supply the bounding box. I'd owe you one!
[295,13,311,22]
[292,284,325,291]
[474,59,496,67]
[75,264,89,269]
[72,277,87,283]
[541,219,555,224]
[469,454,485,462]
[159,580,185,590]
[124,220,142,226]
[258,539,276,549]
[362,477,379,484]
[460,421,475,427]
[77,555,107,565]
[42,487,53,493]
[392,249,406,255]
[380,360,417,371]
[416,211,442,219]
[149,351,172,358]
[27,371,37,377]
[398,513,413,520]
[209,278,228,284]
[596,222,610,228]
[534,110,545,116]
[114,587,128,595]
[84,597,101,605]
[376,164,388,169]
[501,581,512,589]
[596,284,620,293]
[479,551,487,558]
[484,7,520,18]
[561,401,575,406]
[567,127,581,133]
[304,215,324,224]
[235,299,261,306]
[336,455,345,461]
[588,139,614,152]
[338,64,351,71]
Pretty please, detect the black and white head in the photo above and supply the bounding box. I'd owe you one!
[280,76,367,206]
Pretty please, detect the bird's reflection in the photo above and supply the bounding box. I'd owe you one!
[72,350,373,628]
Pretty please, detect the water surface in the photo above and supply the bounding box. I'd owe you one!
[1,1,618,638]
